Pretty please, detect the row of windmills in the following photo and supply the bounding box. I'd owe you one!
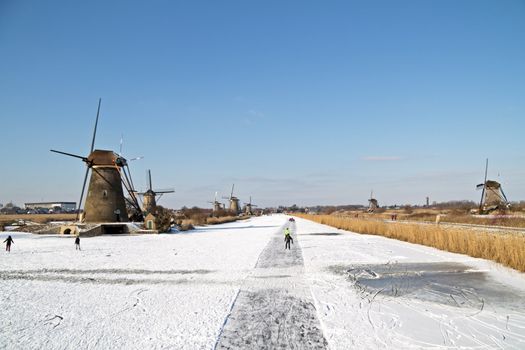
[51,99,174,225]
[209,184,258,216]
[365,159,510,214]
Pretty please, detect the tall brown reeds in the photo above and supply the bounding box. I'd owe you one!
[295,214,525,272]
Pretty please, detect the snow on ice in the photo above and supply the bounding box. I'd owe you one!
[1,215,525,349]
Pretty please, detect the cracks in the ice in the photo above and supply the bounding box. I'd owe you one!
[0,269,219,286]
[43,314,63,329]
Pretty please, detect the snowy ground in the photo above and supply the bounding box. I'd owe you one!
[296,217,525,349]
[1,215,525,349]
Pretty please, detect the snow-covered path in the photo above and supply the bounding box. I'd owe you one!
[216,220,327,349]
[2,215,525,349]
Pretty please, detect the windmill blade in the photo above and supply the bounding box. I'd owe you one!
[76,167,90,221]
[119,134,123,155]
[129,156,144,161]
[90,98,102,153]
[154,188,175,194]
[50,149,88,162]
[479,158,488,211]
[230,184,235,199]
[125,164,136,194]
[147,170,152,191]
[500,186,509,203]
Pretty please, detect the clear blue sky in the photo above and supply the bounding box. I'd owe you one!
[1,0,524,209]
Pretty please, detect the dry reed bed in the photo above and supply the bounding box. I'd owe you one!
[295,214,525,272]
[0,213,77,224]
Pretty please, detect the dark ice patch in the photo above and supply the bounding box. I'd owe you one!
[0,269,217,286]
[330,262,525,310]
[216,289,328,350]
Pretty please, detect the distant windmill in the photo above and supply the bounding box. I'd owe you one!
[223,184,241,214]
[476,159,510,213]
[367,190,379,213]
[243,196,258,215]
[135,169,175,214]
[208,192,225,214]
[51,99,142,223]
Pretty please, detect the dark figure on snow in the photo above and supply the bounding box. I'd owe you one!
[75,236,81,250]
[284,228,293,250]
[4,235,14,252]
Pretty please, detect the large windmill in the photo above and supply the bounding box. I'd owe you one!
[367,190,379,213]
[476,159,510,213]
[135,169,175,214]
[223,184,241,214]
[243,196,258,215]
[50,99,142,223]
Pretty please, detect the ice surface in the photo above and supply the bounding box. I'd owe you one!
[2,215,525,349]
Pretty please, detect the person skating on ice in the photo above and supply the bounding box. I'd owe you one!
[4,235,14,252]
[284,227,293,250]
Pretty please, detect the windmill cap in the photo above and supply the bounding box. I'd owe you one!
[87,150,124,166]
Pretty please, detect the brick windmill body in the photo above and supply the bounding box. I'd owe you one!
[477,159,510,214]
[367,190,379,213]
[243,196,258,215]
[223,184,241,215]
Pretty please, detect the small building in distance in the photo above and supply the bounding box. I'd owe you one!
[24,202,76,213]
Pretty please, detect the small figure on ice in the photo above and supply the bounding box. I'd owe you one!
[4,235,14,252]
[284,227,293,250]
[75,235,81,250]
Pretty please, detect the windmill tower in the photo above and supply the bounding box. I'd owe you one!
[367,190,379,213]
[223,184,240,214]
[51,99,142,223]
[208,192,224,214]
[135,170,175,215]
[476,159,510,213]
[243,196,258,215]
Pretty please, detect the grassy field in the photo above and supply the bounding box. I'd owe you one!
[295,213,525,272]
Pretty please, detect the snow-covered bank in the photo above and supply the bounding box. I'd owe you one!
[296,217,525,349]
[0,216,286,349]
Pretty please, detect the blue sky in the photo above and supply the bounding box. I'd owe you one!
[1,0,524,209]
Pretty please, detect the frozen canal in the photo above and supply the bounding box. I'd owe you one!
[2,215,525,349]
